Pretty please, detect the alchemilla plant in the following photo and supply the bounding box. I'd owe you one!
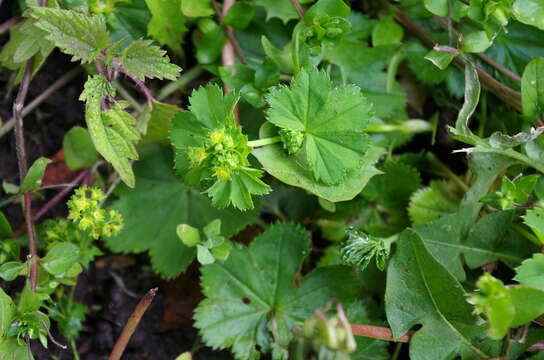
[2,0,544,358]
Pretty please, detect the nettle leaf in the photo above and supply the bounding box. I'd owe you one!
[521,57,544,120]
[120,39,181,82]
[30,7,110,63]
[171,85,270,210]
[106,145,258,278]
[145,0,186,55]
[385,230,497,359]
[265,67,372,185]
[515,253,544,289]
[79,75,140,187]
[195,222,359,360]
[0,19,54,78]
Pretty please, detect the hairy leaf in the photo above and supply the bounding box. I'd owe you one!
[120,39,181,81]
[195,222,359,360]
[79,75,140,187]
[408,181,459,225]
[265,67,372,185]
[515,253,544,289]
[171,85,270,210]
[385,229,496,359]
[106,145,258,278]
[30,7,110,63]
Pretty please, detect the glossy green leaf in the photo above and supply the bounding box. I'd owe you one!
[513,0,544,30]
[254,0,299,23]
[0,211,12,239]
[40,243,80,276]
[20,157,51,192]
[224,2,255,29]
[63,126,99,171]
[0,338,34,360]
[424,48,458,70]
[176,224,201,247]
[462,31,492,53]
[195,222,359,360]
[305,0,350,20]
[522,57,544,119]
[385,229,495,359]
[449,59,480,143]
[196,26,227,64]
[181,0,214,17]
[523,207,544,244]
[145,0,186,55]
[105,145,258,278]
[0,262,26,281]
[0,287,15,339]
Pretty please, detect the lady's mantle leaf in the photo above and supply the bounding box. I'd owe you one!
[79,75,140,187]
[106,145,258,278]
[195,222,359,360]
[265,67,372,185]
[385,229,498,360]
[171,85,270,210]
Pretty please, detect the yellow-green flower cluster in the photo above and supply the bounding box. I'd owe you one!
[187,127,249,182]
[67,186,123,239]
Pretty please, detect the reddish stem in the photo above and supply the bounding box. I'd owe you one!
[119,69,154,104]
[108,288,158,360]
[290,0,305,19]
[0,17,19,35]
[351,324,414,343]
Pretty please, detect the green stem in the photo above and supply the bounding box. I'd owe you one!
[157,65,204,101]
[247,136,282,148]
[70,339,81,360]
[512,223,542,246]
[292,27,302,76]
[391,342,403,360]
[386,50,404,93]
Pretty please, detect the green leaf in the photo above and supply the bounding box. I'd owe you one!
[196,245,215,265]
[0,287,15,339]
[450,59,480,143]
[80,75,140,187]
[181,0,214,17]
[224,2,255,29]
[0,211,13,239]
[513,0,544,30]
[176,224,201,247]
[105,145,258,278]
[145,0,186,55]
[521,57,544,119]
[63,126,99,171]
[195,222,359,360]
[523,207,544,244]
[385,229,494,359]
[265,67,372,185]
[469,273,544,339]
[0,338,34,360]
[140,101,182,145]
[40,243,80,276]
[515,253,544,289]
[196,25,227,64]
[171,85,270,210]
[408,181,459,225]
[424,47,458,70]
[20,157,51,193]
[120,39,181,81]
[252,143,383,202]
[0,262,26,281]
[462,31,492,53]
[0,19,54,78]
[254,0,299,23]
[371,16,403,46]
[305,0,351,20]
[29,7,110,63]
